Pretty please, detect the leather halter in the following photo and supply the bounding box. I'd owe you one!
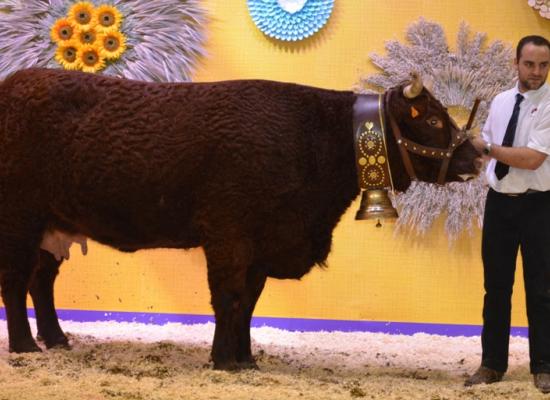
[384,88,469,185]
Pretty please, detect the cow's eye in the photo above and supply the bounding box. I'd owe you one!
[427,117,442,128]
[426,117,443,127]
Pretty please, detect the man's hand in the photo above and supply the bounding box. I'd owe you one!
[467,137,487,172]
[470,137,487,155]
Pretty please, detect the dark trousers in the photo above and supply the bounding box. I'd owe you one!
[481,188,550,374]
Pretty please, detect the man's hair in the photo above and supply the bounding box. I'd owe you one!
[516,35,550,60]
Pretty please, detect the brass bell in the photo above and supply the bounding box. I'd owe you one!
[355,189,398,226]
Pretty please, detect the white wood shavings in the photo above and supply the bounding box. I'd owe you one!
[0,319,536,400]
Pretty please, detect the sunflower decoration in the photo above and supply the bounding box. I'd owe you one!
[55,43,80,70]
[78,26,98,45]
[50,18,76,45]
[48,2,126,73]
[77,44,105,73]
[99,31,126,60]
[68,2,95,31]
[95,4,123,33]
[0,0,207,82]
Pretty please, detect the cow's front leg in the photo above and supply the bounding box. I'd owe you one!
[29,250,69,349]
[208,274,246,370]
[206,257,266,370]
[0,249,41,353]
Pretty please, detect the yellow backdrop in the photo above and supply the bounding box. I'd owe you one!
[5,0,550,330]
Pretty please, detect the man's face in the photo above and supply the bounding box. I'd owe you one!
[516,43,550,92]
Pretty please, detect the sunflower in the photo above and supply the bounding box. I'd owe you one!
[68,2,96,31]
[50,18,76,44]
[98,31,126,60]
[77,44,106,73]
[55,42,81,70]
[77,26,98,46]
[94,4,123,33]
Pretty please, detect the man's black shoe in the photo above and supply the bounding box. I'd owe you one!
[534,373,550,394]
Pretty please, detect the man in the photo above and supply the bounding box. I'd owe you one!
[467,35,550,394]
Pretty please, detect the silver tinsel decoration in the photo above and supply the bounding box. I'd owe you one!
[357,19,516,239]
[0,0,207,82]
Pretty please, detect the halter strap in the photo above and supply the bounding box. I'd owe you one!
[384,89,470,185]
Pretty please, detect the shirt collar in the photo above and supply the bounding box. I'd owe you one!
[515,82,549,103]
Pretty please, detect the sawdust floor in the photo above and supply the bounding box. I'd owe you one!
[0,320,547,400]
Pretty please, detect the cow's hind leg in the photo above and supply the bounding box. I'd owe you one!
[235,265,267,367]
[0,244,41,353]
[29,250,69,349]
[205,246,267,370]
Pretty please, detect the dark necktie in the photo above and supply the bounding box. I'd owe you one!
[495,93,524,180]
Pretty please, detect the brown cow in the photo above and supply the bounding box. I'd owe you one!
[0,68,479,370]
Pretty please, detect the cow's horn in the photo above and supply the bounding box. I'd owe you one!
[403,72,423,99]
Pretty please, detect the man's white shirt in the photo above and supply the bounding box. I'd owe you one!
[482,82,550,193]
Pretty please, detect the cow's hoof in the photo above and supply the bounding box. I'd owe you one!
[46,339,71,350]
[40,334,70,350]
[9,341,42,353]
[237,360,259,370]
[213,360,259,371]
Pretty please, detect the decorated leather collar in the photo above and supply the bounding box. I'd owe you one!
[353,94,394,191]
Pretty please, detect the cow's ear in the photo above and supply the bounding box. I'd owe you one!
[410,106,420,118]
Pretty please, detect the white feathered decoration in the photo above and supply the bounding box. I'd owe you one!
[357,19,516,239]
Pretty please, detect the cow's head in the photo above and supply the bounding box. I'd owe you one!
[385,73,480,191]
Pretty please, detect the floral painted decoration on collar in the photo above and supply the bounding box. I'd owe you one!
[247,0,334,41]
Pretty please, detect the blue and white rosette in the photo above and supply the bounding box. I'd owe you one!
[247,0,334,41]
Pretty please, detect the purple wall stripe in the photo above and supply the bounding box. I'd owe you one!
[0,307,528,337]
